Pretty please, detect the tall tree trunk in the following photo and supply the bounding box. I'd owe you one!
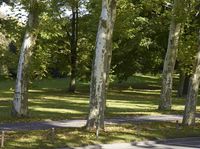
[105,0,117,108]
[183,74,190,96]
[159,0,182,110]
[182,31,200,126]
[86,0,116,130]
[12,0,39,117]
[68,3,78,93]
[177,71,186,97]
[177,72,190,97]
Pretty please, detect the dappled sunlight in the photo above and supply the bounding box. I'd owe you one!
[4,122,200,148]
[107,102,156,110]
[1,77,200,123]
[1,76,200,148]
[29,107,84,114]
[29,97,88,106]
[121,89,160,95]
[29,89,46,93]
[0,90,13,94]
[14,135,40,143]
[171,105,185,111]
[0,98,12,101]
[108,111,161,116]
[0,105,8,108]
[134,74,161,80]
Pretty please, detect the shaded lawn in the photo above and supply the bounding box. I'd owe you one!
[1,74,200,148]
[3,122,200,149]
[0,74,198,123]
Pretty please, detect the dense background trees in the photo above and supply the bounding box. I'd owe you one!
[0,0,171,81]
[0,0,200,124]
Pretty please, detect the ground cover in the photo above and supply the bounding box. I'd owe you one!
[0,74,191,123]
[1,74,200,148]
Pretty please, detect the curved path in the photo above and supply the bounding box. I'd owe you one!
[60,137,200,149]
[0,114,183,131]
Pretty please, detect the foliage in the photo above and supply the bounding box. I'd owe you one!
[0,0,199,81]
[177,1,200,75]
[0,17,23,78]
[111,0,170,80]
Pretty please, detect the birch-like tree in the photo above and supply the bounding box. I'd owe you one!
[86,0,116,130]
[182,30,200,126]
[159,0,183,110]
[12,0,40,117]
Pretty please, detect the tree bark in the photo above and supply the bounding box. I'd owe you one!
[182,31,200,126]
[177,72,190,97]
[86,0,116,130]
[177,72,186,97]
[68,2,78,93]
[159,0,182,110]
[105,0,117,89]
[12,0,39,117]
[183,75,190,96]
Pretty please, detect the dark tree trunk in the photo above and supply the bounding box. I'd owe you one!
[183,75,190,96]
[177,72,185,97]
[182,31,200,126]
[177,73,190,97]
[68,3,78,93]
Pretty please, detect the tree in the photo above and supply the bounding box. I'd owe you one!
[110,0,170,80]
[12,0,40,117]
[159,0,184,110]
[105,0,116,87]
[182,3,200,125]
[176,1,199,98]
[68,0,79,92]
[86,0,116,130]
[177,33,197,98]
[182,30,200,126]
[177,72,190,97]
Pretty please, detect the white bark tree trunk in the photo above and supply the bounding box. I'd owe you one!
[159,0,182,110]
[86,0,116,130]
[12,0,39,117]
[182,31,200,126]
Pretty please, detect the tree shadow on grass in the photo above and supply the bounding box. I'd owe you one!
[1,79,198,123]
[4,121,200,148]
[0,87,185,123]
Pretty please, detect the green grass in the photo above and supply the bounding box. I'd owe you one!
[3,122,200,149]
[0,74,189,123]
[1,74,200,148]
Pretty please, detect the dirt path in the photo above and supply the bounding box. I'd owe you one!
[0,114,183,131]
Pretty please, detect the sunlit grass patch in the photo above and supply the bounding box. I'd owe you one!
[30,107,84,114]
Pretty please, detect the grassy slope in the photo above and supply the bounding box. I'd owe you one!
[1,74,200,148]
